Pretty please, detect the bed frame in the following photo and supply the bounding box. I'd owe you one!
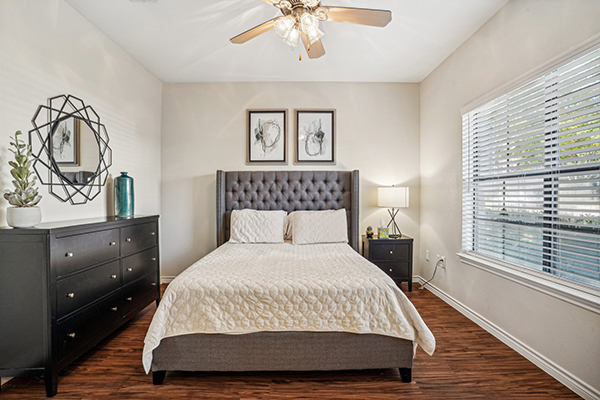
[152,170,413,384]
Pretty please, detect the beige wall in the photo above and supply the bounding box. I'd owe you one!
[161,82,420,277]
[419,0,600,394]
[0,0,162,224]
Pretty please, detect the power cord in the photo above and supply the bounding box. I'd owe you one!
[419,258,444,290]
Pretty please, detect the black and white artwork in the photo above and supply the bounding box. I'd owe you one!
[52,117,79,165]
[247,110,287,164]
[296,109,335,163]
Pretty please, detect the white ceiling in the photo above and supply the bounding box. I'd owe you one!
[65,0,508,83]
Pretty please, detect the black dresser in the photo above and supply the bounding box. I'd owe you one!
[0,215,160,397]
[362,234,414,292]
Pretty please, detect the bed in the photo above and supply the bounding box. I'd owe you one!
[146,170,435,384]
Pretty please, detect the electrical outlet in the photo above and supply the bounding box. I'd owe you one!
[425,250,430,261]
[437,255,446,269]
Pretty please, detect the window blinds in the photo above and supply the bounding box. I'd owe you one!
[462,46,600,289]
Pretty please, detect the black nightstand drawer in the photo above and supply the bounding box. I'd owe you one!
[375,261,410,279]
[371,243,410,261]
[122,272,158,317]
[122,247,158,285]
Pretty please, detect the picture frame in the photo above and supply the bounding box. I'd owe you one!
[378,227,389,239]
[247,109,287,164]
[295,109,335,164]
[51,116,80,166]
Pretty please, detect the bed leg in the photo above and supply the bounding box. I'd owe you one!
[399,368,412,383]
[153,370,166,385]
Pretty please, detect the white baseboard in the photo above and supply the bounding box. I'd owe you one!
[413,275,600,400]
[160,276,176,284]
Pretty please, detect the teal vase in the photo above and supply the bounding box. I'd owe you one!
[115,172,134,217]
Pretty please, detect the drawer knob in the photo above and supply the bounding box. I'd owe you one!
[110,274,117,279]
[66,252,74,257]
[126,238,132,242]
[127,267,133,272]
[151,282,157,286]
[111,307,118,312]
[126,297,133,301]
[390,251,393,254]
[109,241,116,246]
[67,333,76,338]
[389,269,393,272]
[67,292,75,298]
[151,257,157,261]
[150,232,155,236]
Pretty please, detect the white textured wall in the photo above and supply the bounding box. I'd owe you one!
[419,0,600,394]
[0,0,162,224]
[161,82,420,277]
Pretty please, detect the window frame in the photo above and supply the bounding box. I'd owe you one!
[459,35,600,314]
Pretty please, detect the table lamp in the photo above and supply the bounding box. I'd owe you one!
[377,186,409,238]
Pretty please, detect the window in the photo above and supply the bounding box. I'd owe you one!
[462,46,600,290]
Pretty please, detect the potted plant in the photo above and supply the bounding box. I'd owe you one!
[3,130,42,228]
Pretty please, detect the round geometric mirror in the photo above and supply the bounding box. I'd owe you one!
[28,94,112,205]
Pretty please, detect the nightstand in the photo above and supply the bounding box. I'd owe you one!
[362,234,414,292]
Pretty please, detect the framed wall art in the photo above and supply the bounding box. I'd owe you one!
[247,109,287,164]
[295,109,335,164]
[51,116,80,165]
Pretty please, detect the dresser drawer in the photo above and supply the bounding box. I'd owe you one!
[122,272,158,317]
[370,243,410,261]
[58,291,121,362]
[122,247,158,286]
[121,222,157,256]
[375,261,410,279]
[54,229,120,277]
[57,260,121,319]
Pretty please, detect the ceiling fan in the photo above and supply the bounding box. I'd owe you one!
[230,0,392,59]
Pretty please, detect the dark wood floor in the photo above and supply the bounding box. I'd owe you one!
[1,284,579,399]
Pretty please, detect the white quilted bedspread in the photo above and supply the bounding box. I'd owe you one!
[142,243,436,373]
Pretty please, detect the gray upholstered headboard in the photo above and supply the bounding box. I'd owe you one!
[216,170,360,251]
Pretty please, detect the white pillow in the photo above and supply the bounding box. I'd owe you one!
[292,209,348,245]
[284,213,293,240]
[229,209,286,243]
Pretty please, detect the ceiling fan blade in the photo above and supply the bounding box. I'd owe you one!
[324,7,392,27]
[301,33,325,59]
[230,18,277,44]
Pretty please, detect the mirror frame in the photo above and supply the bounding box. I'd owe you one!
[28,94,112,205]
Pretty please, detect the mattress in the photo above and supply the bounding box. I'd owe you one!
[143,242,436,373]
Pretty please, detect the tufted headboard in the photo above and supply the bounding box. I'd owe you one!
[216,170,359,251]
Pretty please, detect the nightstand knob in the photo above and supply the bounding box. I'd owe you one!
[66,252,74,257]
[109,241,116,246]
[126,238,132,242]
[150,282,157,286]
[67,333,76,338]
[110,274,117,279]
[127,267,133,272]
[390,251,393,254]
[389,269,393,272]
[67,293,75,298]
[126,297,133,301]
[111,307,118,312]
[150,232,155,236]
[151,257,157,261]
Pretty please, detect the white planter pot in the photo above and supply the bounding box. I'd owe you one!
[6,206,42,228]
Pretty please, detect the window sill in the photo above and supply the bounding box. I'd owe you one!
[457,252,600,315]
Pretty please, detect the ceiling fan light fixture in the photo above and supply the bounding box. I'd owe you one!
[300,12,323,44]
[282,27,301,47]
[274,15,296,38]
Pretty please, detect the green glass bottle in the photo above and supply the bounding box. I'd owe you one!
[114,172,134,217]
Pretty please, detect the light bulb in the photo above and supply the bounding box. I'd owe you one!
[283,28,300,47]
[274,15,295,39]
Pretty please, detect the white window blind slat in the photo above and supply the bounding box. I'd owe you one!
[462,45,600,290]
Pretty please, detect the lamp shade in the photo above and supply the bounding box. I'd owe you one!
[378,186,409,208]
